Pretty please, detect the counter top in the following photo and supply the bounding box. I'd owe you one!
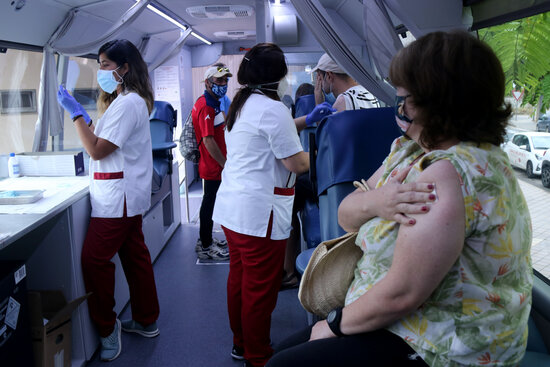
[0,176,89,250]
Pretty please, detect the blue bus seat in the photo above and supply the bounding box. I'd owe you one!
[296,201,321,275]
[315,107,400,241]
[295,94,317,152]
[150,101,177,193]
[300,199,321,248]
[293,93,322,254]
[296,248,315,275]
[295,94,316,118]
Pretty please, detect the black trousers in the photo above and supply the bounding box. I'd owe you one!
[266,325,429,367]
[199,179,221,247]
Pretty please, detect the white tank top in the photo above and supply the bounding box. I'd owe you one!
[341,85,380,110]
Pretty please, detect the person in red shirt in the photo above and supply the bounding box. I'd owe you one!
[192,64,232,260]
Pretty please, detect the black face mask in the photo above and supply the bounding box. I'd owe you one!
[394,95,413,135]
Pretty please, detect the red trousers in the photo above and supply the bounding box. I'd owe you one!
[223,218,286,367]
[82,213,160,337]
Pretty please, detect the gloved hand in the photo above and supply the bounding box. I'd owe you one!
[305,102,337,127]
[57,85,91,124]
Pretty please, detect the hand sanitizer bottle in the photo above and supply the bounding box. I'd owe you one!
[8,153,20,178]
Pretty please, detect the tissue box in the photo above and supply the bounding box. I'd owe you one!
[17,152,84,176]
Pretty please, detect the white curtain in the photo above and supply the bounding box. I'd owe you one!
[32,0,151,151]
[290,0,396,105]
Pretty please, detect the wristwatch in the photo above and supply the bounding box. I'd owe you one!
[326,307,345,337]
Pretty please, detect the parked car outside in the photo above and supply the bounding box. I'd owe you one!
[503,131,550,178]
[502,127,519,147]
[541,149,550,188]
[537,114,550,132]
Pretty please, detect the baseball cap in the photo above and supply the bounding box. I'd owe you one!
[311,53,346,74]
[204,65,232,80]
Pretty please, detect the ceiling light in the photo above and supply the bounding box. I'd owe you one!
[136,1,212,45]
[145,3,187,30]
[191,32,212,45]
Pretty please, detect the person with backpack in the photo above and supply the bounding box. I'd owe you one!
[192,63,232,261]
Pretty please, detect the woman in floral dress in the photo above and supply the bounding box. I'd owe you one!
[267,31,532,367]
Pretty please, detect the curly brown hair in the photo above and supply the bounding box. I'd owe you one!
[389,31,511,149]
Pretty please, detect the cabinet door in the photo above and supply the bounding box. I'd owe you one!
[142,202,163,262]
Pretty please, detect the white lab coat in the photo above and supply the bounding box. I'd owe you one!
[89,92,152,218]
[213,93,303,240]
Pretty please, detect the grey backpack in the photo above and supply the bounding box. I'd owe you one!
[179,109,200,163]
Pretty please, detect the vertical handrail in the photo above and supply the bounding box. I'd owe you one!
[183,159,190,223]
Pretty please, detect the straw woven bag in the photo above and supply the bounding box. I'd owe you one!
[298,232,362,318]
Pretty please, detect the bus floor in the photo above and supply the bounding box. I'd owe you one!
[86,201,308,366]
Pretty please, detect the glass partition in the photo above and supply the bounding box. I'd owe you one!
[0,48,44,155]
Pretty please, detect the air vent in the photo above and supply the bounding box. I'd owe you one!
[213,30,256,40]
[186,5,255,19]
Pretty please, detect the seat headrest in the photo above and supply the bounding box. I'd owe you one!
[294,94,316,118]
[150,101,176,126]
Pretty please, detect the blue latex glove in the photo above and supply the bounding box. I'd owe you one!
[57,85,91,124]
[305,102,337,127]
[219,95,231,114]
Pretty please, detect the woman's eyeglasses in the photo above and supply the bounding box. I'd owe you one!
[217,67,229,73]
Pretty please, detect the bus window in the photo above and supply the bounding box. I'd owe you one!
[479,12,550,281]
[0,48,44,154]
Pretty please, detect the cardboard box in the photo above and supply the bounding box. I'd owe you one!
[28,291,88,367]
[0,262,34,366]
[17,152,85,176]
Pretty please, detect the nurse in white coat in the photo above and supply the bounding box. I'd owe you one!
[57,39,159,362]
[213,43,309,367]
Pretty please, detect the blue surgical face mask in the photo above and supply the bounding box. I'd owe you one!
[97,66,122,94]
[321,74,336,105]
[324,91,336,105]
[211,83,228,98]
[394,95,413,134]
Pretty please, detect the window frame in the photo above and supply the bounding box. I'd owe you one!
[0,89,37,114]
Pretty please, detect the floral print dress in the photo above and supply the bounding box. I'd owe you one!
[345,137,533,367]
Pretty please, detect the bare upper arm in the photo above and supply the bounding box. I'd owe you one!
[366,165,384,189]
[282,151,309,174]
[332,94,346,112]
[381,159,465,307]
[90,138,118,160]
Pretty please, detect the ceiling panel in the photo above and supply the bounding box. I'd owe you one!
[0,0,259,49]
[157,0,257,44]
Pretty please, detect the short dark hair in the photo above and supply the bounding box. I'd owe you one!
[389,30,511,148]
[226,43,288,131]
[295,83,314,101]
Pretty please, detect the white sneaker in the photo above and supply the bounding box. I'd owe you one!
[213,237,228,248]
[196,239,229,260]
[100,319,121,361]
